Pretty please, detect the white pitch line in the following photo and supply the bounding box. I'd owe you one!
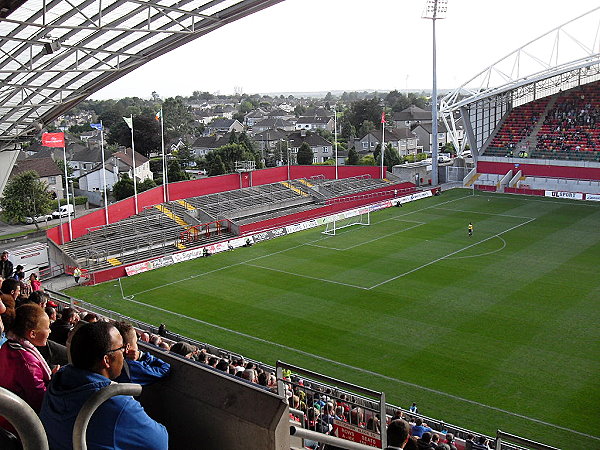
[447,236,507,259]
[125,194,476,298]
[243,263,369,290]
[367,217,536,289]
[119,295,599,442]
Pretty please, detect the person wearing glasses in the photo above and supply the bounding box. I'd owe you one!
[40,322,168,449]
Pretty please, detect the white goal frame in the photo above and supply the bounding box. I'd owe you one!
[322,211,370,236]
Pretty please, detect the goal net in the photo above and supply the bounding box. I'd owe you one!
[322,211,370,236]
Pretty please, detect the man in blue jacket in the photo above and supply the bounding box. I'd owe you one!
[113,321,170,385]
[40,321,168,450]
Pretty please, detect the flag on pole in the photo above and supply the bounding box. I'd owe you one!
[123,117,133,129]
[42,132,65,147]
[155,110,162,121]
[381,111,386,124]
[90,123,103,131]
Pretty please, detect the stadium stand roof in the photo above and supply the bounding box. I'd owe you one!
[0,0,283,149]
[440,7,600,157]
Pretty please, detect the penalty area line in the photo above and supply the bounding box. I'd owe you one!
[120,295,598,442]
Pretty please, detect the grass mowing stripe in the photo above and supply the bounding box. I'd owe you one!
[117,293,599,442]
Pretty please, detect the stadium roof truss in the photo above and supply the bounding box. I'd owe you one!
[0,0,284,149]
[440,7,600,158]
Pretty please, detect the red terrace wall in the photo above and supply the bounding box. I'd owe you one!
[504,187,545,196]
[474,185,497,192]
[478,161,600,180]
[239,183,415,235]
[46,166,384,245]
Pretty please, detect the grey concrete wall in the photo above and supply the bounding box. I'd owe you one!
[138,345,290,450]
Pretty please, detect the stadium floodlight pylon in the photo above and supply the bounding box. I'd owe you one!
[322,211,370,236]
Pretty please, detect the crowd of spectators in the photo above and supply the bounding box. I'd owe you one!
[537,89,600,155]
[0,261,495,449]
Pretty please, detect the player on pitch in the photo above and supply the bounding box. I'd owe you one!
[468,222,474,237]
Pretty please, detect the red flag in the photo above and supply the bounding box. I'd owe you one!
[381,111,386,124]
[42,132,65,147]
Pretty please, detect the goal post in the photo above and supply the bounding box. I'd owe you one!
[322,211,370,236]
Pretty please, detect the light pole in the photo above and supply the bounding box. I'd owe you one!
[422,0,447,187]
[333,106,338,179]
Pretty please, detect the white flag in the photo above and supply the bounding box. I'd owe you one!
[123,116,133,129]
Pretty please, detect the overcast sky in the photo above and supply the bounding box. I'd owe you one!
[91,0,600,100]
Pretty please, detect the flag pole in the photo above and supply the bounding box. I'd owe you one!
[129,115,139,214]
[62,142,73,240]
[159,107,168,202]
[334,106,338,180]
[99,121,109,225]
[381,110,386,179]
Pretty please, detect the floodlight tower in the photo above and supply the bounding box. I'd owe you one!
[422,0,447,187]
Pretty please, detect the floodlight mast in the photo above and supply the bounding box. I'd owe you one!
[422,0,447,187]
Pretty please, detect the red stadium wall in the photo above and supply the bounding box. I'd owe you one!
[46,166,384,245]
[504,187,545,196]
[477,161,600,180]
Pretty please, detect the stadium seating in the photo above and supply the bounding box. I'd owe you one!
[485,82,600,162]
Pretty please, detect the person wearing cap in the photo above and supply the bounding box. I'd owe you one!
[0,251,13,280]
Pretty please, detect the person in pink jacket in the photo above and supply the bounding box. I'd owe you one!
[29,273,42,292]
[0,303,53,431]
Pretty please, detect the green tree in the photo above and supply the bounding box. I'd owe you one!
[175,144,195,168]
[0,171,53,228]
[107,113,160,157]
[347,147,359,165]
[294,104,306,116]
[347,98,381,131]
[340,118,356,140]
[358,154,375,165]
[297,142,313,165]
[166,160,189,182]
[206,153,226,176]
[112,175,134,201]
[138,178,157,192]
[358,120,376,138]
[162,97,199,142]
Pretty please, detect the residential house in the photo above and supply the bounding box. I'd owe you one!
[353,128,418,157]
[244,108,267,128]
[252,118,295,134]
[78,161,119,193]
[253,129,288,157]
[110,149,152,182]
[204,118,244,136]
[287,131,333,164]
[10,156,64,199]
[411,122,449,152]
[267,108,296,122]
[295,115,334,132]
[69,143,103,178]
[190,134,231,158]
[392,105,431,129]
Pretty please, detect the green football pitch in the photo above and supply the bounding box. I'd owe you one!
[67,188,600,449]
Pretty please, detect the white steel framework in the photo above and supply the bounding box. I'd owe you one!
[0,0,284,147]
[440,7,600,159]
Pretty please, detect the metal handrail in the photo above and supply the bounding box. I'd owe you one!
[73,383,142,450]
[0,387,49,450]
[496,430,560,450]
[290,425,376,450]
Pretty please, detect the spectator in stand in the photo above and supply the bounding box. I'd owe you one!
[49,307,80,346]
[409,402,418,414]
[385,418,411,449]
[0,304,53,432]
[431,433,441,448]
[411,418,433,438]
[29,273,42,292]
[12,265,25,281]
[82,313,99,323]
[417,432,436,450]
[27,290,48,308]
[170,341,198,359]
[470,436,491,450]
[149,334,162,347]
[0,287,6,346]
[0,251,13,280]
[113,321,170,385]
[465,433,475,450]
[404,436,419,450]
[140,332,150,342]
[159,341,171,351]
[391,410,404,422]
[1,278,20,344]
[44,306,57,323]
[367,414,381,433]
[444,433,457,450]
[40,322,168,450]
